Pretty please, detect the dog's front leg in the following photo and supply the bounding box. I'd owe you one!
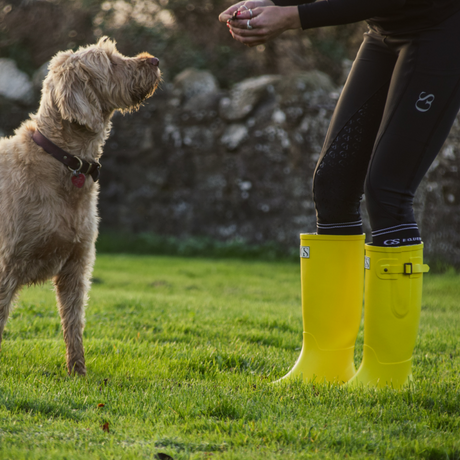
[54,247,95,376]
[0,274,19,350]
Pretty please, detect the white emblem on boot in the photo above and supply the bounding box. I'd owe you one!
[300,246,310,258]
[365,256,370,270]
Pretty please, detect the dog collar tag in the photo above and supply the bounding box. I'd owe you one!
[71,173,86,188]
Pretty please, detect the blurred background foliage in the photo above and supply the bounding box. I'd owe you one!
[2,2,459,269]
[0,0,370,262]
[0,0,367,87]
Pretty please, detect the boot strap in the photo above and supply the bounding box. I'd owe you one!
[380,262,430,275]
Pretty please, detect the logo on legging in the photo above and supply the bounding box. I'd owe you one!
[415,92,435,112]
[384,239,401,246]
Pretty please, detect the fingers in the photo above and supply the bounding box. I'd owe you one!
[230,6,263,21]
[222,1,275,46]
[219,9,238,23]
[231,30,267,47]
[220,12,232,22]
[228,14,261,31]
[230,24,265,37]
[219,1,244,22]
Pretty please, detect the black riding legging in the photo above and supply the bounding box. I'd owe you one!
[313,9,460,246]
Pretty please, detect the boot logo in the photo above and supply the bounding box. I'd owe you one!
[300,246,310,258]
[365,256,370,270]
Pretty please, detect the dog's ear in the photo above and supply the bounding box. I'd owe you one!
[51,53,104,133]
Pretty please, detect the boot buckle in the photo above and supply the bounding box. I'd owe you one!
[378,260,429,279]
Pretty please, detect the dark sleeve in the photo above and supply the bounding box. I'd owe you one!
[271,0,406,30]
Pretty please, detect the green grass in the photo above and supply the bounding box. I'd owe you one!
[96,232,299,261]
[1,254,459,460]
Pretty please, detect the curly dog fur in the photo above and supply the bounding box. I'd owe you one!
[0,37,160,375]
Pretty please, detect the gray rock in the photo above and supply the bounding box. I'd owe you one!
[219,74,282,121]
[0,58,34,103]
[277,70,335,100]
[221,124,248,151]
[173,68,219,101]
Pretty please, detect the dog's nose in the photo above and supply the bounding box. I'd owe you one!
[148,57,160,66]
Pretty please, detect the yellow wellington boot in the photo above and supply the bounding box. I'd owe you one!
[278,233,365,384]
[348,243,429,389]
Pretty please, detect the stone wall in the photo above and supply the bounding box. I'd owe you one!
[1,64,459,266]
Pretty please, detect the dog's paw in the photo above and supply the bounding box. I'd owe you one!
[68,361,87,376]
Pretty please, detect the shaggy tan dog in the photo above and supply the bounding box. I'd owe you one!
[0,37,160,375]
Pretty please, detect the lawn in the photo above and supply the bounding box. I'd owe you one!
[0,254,459,459]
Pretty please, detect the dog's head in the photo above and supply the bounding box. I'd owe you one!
[45,37,161,132]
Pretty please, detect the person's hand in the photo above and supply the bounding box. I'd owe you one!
[227,5,301,47]
[219,0,274,23]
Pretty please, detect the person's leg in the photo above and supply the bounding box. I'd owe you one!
[350,10,460,388]
[280,33,397,384]
[365,10,460,246]
[313,31,397,235]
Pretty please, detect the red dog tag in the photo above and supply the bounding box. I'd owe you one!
[71,173,86,188]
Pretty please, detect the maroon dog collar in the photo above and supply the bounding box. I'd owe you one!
[32,130,101,184]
